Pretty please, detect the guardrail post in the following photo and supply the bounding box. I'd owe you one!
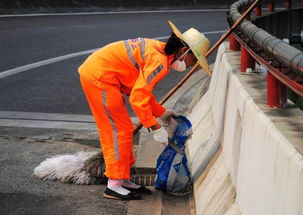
[286,0,291,9]
[255,4,262,16]
[267,72,287,107]
[229,34,240,51]
[269,1,275,12]
[241,47,255,72]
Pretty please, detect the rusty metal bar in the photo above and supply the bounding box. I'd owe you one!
[285,0,291,9]
[233,33,303,97]
[241,45,256,72]
[230,34,241,51]
[267,72,287,107]
[268,1,275,12]
[255,4,262,16]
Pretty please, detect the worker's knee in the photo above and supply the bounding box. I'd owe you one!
[103,91,124,112]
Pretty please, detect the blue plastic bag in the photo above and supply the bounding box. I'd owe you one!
[154,116,192,193]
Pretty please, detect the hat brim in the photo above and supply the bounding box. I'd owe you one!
[168,20,211,76]
[195,54,211,76]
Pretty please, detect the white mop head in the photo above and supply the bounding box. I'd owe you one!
[34,151,99,185]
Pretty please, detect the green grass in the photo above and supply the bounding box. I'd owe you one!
[287,89,303,110]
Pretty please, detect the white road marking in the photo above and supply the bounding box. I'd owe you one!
[0,111,138,130]
[0,9,228,18]
[0,31,224,79]
[0,49,97,79]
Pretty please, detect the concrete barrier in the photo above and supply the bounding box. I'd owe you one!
[187,42,303,215]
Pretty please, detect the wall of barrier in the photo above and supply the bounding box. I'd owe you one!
[187,42,303,215]
[185,2,303,214]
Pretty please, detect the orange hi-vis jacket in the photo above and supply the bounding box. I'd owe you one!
[79,38,174,128]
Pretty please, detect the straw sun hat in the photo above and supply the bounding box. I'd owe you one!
[168,20,211,75]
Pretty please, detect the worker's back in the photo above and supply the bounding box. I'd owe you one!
[78,38,172,95]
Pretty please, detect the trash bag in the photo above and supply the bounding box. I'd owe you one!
[154,115,192,195]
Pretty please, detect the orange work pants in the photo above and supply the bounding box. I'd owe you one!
[80,76,135,179]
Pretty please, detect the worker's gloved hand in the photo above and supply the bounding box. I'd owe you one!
[153,127,168,145]
[160,110,178,125]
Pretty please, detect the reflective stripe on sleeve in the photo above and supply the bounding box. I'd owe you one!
[147,65,163,83]
[102,91,119,160]
[140,38,145,61]
[123,40,140,71]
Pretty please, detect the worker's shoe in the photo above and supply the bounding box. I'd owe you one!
[123,186,152,195]
[103,187,141,200]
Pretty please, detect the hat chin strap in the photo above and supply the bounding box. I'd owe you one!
[178,48,190,59]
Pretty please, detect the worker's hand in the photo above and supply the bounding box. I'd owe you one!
[160,110,178,125]
[152,127,168,145]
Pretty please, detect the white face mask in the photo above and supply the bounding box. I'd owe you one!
[170,48,191,72]
[171,59,187,72]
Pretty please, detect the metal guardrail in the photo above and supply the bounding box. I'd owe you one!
[227,0,303,107]
[229,0,303,77]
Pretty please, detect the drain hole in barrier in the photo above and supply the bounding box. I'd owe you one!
[84,152,157,186]
[130,174,156,186]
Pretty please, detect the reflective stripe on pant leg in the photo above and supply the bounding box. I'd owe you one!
[80,77,134,179]
[102,90,119,160]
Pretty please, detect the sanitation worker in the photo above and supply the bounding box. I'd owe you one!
[78,21,210,200]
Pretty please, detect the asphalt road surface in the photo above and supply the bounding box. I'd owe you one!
[0,10,228,115]
[0,9,228,215]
